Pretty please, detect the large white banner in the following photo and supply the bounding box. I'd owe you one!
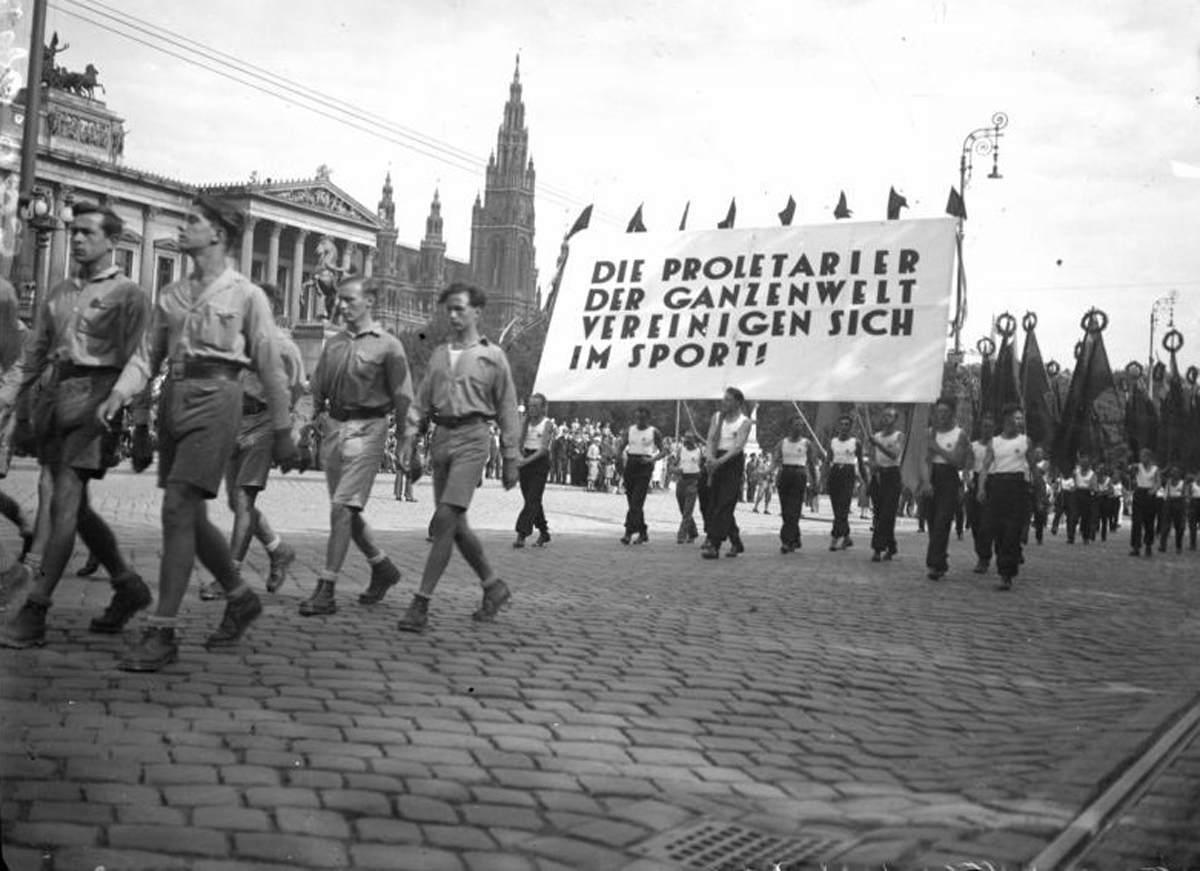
[534,218,957,402]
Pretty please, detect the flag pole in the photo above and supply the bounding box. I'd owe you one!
[791,401,829,458]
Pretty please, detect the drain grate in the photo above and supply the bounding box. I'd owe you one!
[634,818,843,870]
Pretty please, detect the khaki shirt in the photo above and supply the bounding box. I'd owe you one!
[242,326,305,406]
[113,267,291,430]
[0,266,148,408]
[409,337,521,462]
[310,323,414,435]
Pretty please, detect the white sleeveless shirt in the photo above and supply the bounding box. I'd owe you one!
[830,435,858,466]
[716,414,747,452]
[780,437,810,467]
[626,425,657,457]
[932,426,962,465]
[523,418,549,451]
[989,434,1028,475]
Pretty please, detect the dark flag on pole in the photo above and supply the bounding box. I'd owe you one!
[1051,309,1125,467]
[626,204,646,233]
[778,195,796,226]
[974,338,995,439]
[1123,363,1158,460]
[565,204,593,241]
[886,187,908,220]
[946,187,967,220]
[1157,346,1188,468]
[990,318,1021,415]
[834,191,852,219]
[678,201,690,231]
[1019,313,1056,449]
[717,198,736,229]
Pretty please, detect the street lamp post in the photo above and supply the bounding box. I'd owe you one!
[951,111,1008,359]
[18,186,73,318]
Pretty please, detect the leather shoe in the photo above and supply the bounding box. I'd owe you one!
[359,559,401,605]
[90,575,153,634]
[300,580,338,616]
[206,591,264,648]
[118,626,179,672]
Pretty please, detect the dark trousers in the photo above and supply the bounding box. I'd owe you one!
[1131,489,1156,550]
[706,452,744,548]
[985,474,1028,578]
[1189,501,1199,550]
[515,453,550,538]
[675,473,699,542]
[828,464,857,540]
[925,464,960,572]
[776,466,808,548]
[1160,499,1185,551]
[622,457,654,536]
[966,479,993,564]
[1066,491,1096,542]
[870,466,900,555]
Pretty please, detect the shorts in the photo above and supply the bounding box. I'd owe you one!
[429,419,491,510]
[321,416,388,509]
[225,410,274,492]
[158,378,243,498]
[34,370,122,479]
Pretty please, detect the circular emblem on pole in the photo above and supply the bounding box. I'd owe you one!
[1187,366,1198,386]
[1022,312,1037,332]
[1046,360,1060,378]
[1080,309,1108,334]
[1125,361,1144,379]
[995,312,1017,338]
[1074,341,1084,360]
[977,337,996,357]
[1162,329,1184,354]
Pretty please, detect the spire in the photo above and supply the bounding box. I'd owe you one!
[424,188,443,241]
[377,171,395,228]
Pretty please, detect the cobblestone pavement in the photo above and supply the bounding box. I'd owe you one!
[2,458,1200,870]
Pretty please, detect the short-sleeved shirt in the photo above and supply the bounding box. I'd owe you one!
[408,337,521,462]
[113,268,291,430]
[311,324,413,430]
[0,266,148,407]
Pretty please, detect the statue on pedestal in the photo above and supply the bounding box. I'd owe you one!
[303,235,344,323]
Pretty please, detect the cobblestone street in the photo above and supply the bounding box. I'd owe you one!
[2,458,1199,870]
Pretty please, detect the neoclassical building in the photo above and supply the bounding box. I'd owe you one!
[0,51,539,347]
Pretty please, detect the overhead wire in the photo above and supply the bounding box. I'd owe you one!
[49,0,608,218]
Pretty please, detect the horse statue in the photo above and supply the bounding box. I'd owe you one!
[59,63,105,100]
[306,236,344,323]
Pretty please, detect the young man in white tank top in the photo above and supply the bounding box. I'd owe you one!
[701,388,751,559]
[977,403,1031,590]
[674,431,704,544]
[924,395,971,580]
[513,393,553,548]
[772,415,817,553]
[868,406,905,562]
[615,406,666,545]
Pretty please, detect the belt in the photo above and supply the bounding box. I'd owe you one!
[432,413,490,429]
[171,360,244,382]
[57,361,120,380]
[330,406,388,422]
[242,396,269,415]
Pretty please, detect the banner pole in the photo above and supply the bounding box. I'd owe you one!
[791,401,829,458]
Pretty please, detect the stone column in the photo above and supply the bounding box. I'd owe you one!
[139,206,158,293]
[342,242,354,275]
[266,221,282,289]
[47,185,71,285]
[240,217,258,277]
[363,246,375,278]
[290,229,308,322]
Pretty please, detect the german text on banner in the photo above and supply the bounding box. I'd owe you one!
[534,218,957,401]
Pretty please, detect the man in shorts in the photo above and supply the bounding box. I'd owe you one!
[397,282,520,632]
[96,195,296,671]
[0,203,151,648]
[298,276,413,616]
[199,284,304,601]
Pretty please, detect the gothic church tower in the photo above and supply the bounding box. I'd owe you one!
[470,56,537,334]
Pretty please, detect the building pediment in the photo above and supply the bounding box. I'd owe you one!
[259,179,381,228]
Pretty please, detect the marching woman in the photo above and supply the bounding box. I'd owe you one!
[924,396,972,580]
[977,403,1032,591]
[1128,448,1160,557]
[826,414,866,551]
[513,393,553,548]
[701,387,751,560]
[772,415,817,554]
[867,405,905,562]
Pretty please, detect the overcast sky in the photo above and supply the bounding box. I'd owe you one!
[11,0,1200,369]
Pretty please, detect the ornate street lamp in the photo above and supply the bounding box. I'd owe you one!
[951,111,1008,359]
[1149,290,1177,377]
[18,185,73,318]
